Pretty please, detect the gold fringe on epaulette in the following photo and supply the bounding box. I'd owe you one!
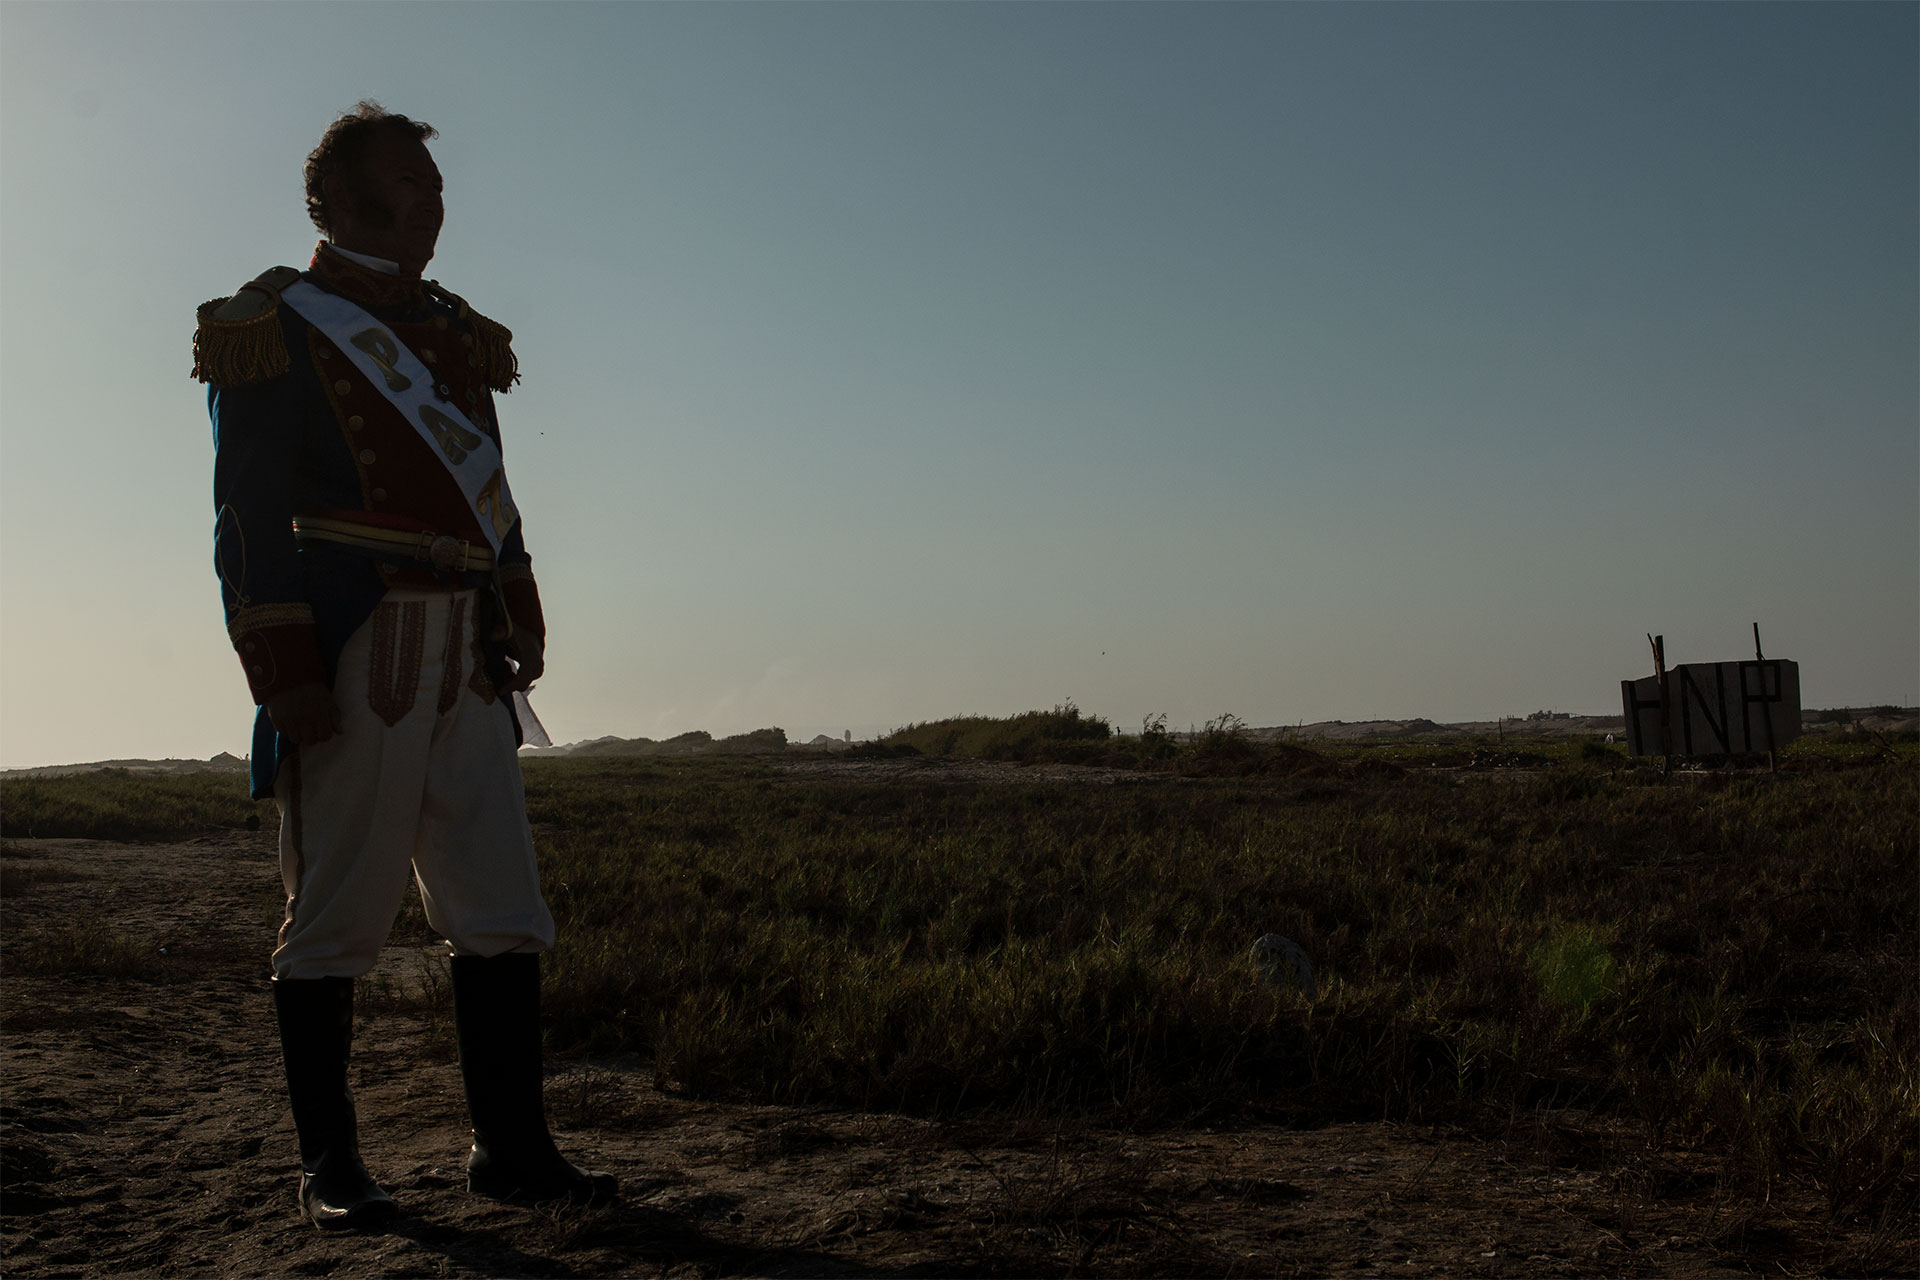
[192,300,289,386]
[423,280,520,393]
[469,309,519,393]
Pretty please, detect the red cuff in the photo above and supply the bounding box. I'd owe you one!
[227,605,325,703]
[499,569,545,639]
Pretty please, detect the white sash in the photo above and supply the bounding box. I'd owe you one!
[280,280,519,551]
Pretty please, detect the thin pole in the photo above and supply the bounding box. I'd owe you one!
[1651,633,1670,776]
[1754,623,1776,773]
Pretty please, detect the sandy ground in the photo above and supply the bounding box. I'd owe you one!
[2,833,1895,1278]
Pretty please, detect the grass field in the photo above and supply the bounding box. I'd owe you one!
[4,727,1914,1238]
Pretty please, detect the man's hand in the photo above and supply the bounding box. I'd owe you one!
[266,683,342,745]
[499,630,545,695]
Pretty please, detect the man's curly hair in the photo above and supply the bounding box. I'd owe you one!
[304,101,438,236]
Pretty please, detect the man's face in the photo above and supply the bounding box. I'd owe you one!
[330,130,444,274]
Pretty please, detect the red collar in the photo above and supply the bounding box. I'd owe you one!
[308,241,425,309]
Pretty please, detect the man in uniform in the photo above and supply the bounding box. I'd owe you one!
[195,101,614,1228]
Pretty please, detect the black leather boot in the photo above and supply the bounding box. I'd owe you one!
[450,953,617,1205]
[272,977,397,1229]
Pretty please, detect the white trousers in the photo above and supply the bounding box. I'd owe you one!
[273,588,556,980]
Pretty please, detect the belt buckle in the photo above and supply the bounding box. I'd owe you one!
[428,534,464,572]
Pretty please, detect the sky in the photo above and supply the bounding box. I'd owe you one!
[1,1,1914,767]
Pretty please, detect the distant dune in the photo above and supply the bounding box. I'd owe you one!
[8,709,1911,777]
[1,752,248,780]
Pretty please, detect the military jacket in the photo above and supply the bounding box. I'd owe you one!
[197,243,544,796]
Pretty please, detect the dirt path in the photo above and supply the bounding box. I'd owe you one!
[1,835,1868,1277]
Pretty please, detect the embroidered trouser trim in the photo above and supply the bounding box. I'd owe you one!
[273,588,556,980]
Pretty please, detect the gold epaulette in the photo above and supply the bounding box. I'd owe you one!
[192,266,302,386]
[425,281,520,394]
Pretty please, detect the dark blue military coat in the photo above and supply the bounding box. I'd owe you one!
[197,244,544,797]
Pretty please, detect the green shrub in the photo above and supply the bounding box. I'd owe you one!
[880,703,1112,761]
[1530,924,1616,1009]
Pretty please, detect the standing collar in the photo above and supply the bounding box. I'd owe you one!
[308,241,424,309]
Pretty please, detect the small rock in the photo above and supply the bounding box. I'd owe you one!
[1251,934,1316,998]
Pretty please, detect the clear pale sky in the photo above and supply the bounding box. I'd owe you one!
[2,2,1914,767]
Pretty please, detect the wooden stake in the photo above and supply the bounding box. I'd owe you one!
[1650,633,1670,776]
